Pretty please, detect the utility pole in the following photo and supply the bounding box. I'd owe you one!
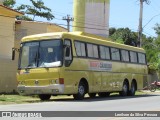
[138,0,143,47]
[62,15,74,32]
[138,0,150,47]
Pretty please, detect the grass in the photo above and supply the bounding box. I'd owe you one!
[0,95,39,105]
[0,94,74,105]
[0,91,157,105]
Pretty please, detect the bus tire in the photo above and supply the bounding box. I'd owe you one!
[39,94,51,101]
[73,81,86,100]
[98,92,110,97]
[119,81,128,96]
[88,93,96,98]
[128,81,136,96]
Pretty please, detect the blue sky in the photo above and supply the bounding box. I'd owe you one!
[16,0,160,37]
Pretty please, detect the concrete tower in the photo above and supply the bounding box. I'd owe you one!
[73,0,110,37]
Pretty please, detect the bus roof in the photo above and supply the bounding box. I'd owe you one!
[21,32,145,53]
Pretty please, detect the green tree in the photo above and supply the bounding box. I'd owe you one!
[154,23,160,35]
[16,0,54,21]
[142,24,160,71]
[109,28,137,46]
[3,0,54,21]
[109,27,116,36]
[3,0,15,8]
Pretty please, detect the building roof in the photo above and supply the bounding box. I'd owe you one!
[15,20,67,30]
[0,5,23,17]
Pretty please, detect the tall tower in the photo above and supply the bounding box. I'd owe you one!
[73,0,110,37]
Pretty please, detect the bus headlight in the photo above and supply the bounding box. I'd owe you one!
[55,79,59,84]
[50,80,58,84]
[50,80,55,84]
[18,81,25,85]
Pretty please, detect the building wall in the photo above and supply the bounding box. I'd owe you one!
[0,16,14,59]
[0,59,17,93]
[15,21,48,60]
[47,24,67,32]
[15,21,47,41]
[0,16,17,93]
[15,21,67,48]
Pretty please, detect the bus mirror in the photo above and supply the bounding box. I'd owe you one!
[12,48,15,60]
[65,47,70,57]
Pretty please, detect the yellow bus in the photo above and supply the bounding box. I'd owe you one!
[16,32,147,100]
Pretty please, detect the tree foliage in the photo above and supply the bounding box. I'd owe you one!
[3,0,15,8]
[3,0,54,21]
[147,24,160,71]
[154,23,160,35]
[109,28,137,46]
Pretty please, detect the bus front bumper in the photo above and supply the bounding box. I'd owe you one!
[17,84,64,95]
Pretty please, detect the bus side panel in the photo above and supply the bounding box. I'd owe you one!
[91,71,101,92]
[101,72,112,92]
[61,58,90,94]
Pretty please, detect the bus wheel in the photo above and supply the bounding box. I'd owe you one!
[39,94,51,101]
[128,82,136,96]
[98,92,110,97]
[88,93,96,98]
[73,82,86,100]
[119,81,128,96]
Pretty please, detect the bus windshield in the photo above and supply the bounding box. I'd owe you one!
[19,40,62,69]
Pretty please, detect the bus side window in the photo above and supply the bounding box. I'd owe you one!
[138,53,146,64]
[121,50,129,62]
[64,39,73,67]
[130,51,138,63]
[111,48,120,61]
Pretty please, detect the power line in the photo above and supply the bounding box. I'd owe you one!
[143,13,160,29]
[142,31,155,37]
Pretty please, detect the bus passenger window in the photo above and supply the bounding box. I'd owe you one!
[75,41,86,57]
[121,50,129,62]
[111,48,120,61]
[87,43,98,58]
[100,46,110,60]
[93,45,98,58]
[87,44,94,58]
[138,53,146,64]
[130,51,138,63]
